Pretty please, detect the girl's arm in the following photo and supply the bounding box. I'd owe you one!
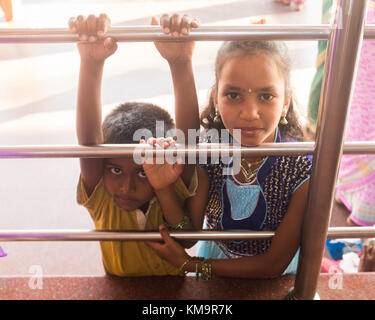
[69,14,117,196]
[147,180,309,278]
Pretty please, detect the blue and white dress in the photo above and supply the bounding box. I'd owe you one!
[198,129,312,274]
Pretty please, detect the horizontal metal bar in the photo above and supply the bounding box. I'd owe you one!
[0,142,313,158]
[0,227,374,241]
[1,141,375,158]
[0,25,375,43]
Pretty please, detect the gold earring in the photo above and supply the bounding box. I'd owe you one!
[280,116,288,125]
[214,109,221,123]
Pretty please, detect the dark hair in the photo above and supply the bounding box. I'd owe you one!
[102,102,175,144]
[200,41,304,141]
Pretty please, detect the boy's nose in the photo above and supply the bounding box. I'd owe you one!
[119,176,135,193]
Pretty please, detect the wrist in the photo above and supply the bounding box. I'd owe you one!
[153,184,174,194]
[80,58,105,69]
[168,59,193,69]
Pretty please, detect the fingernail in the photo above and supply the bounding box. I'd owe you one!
[97,30,104,37]
[181,28,188,35]
[71,27,77,33]
[80,34,87,41]
[89,36,97,42]
[172,31,179,38]
[164,27,170,34]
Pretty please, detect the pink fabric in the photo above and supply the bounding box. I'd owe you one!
[336,7,375,226]
[292,0,305,5]
[321,257,342,273]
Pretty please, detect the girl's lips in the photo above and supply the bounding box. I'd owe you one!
[240,127,263,137]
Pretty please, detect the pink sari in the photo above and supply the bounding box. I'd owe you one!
[336,5,375,226]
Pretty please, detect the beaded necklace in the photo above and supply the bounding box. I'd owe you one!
[231,157,266,185]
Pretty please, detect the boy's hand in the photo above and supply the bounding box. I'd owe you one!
[152,13,199,64]
[69,14,117,62]
[142,137,184,191]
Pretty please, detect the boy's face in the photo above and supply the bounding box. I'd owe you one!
[103,158,155,212]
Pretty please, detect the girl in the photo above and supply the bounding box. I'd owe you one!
[148,16,312,279]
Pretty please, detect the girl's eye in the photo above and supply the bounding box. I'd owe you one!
[226,92,241,101]
[137,170,147,178]
[259,93,274,102]
[109,167,122,175]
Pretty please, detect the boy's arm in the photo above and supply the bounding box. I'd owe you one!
[143,138,209,246]
[152,14,200,186]
[76,59,105,196]
[154,167,209,248]
[69,14,117,196]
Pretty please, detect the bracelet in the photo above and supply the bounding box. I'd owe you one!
[201,259,212,281]
[195,257,204,280]
[178,256,194,276]
[165,215,190,230]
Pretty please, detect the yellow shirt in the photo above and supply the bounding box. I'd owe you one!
[77,172,197,276]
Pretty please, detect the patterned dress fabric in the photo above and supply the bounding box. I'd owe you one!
[199,129,312,260]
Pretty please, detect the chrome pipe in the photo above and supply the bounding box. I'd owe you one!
[0,25,331,43]
[1,142,375,158]
[0,25,374,43]
[294,0,369,300]
[0,142,314,158]
[0,227,373,241]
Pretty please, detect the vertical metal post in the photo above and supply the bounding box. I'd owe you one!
[291,0,369,300]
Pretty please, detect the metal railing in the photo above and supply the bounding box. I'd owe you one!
[0,227,375,242]
[0,25,375,43]
[0,0,373,300]
[2,142,375,158]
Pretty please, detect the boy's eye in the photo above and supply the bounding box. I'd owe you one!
[109,167,122,175]
[137,170,147,179]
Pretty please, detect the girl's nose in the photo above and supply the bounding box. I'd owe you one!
[239,100,260,121]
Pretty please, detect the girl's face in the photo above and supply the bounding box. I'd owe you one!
[214,54,290,146]
[103,158,155,212]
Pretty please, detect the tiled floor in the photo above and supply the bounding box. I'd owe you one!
[2,273,375,300]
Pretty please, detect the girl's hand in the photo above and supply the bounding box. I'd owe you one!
[146,225,190,267]
[141,137,184,191]
[69,14,117,62]
[152,13,199,64]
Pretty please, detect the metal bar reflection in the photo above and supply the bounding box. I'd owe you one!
[293,0,369,300]
[0,227,374,241]
[0,25,374,43]
[1,142,375,158]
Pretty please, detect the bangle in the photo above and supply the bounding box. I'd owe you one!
[201,259,212,281]
[178,256,194,276]
[165,215,190,230]
[195,257,204,280]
